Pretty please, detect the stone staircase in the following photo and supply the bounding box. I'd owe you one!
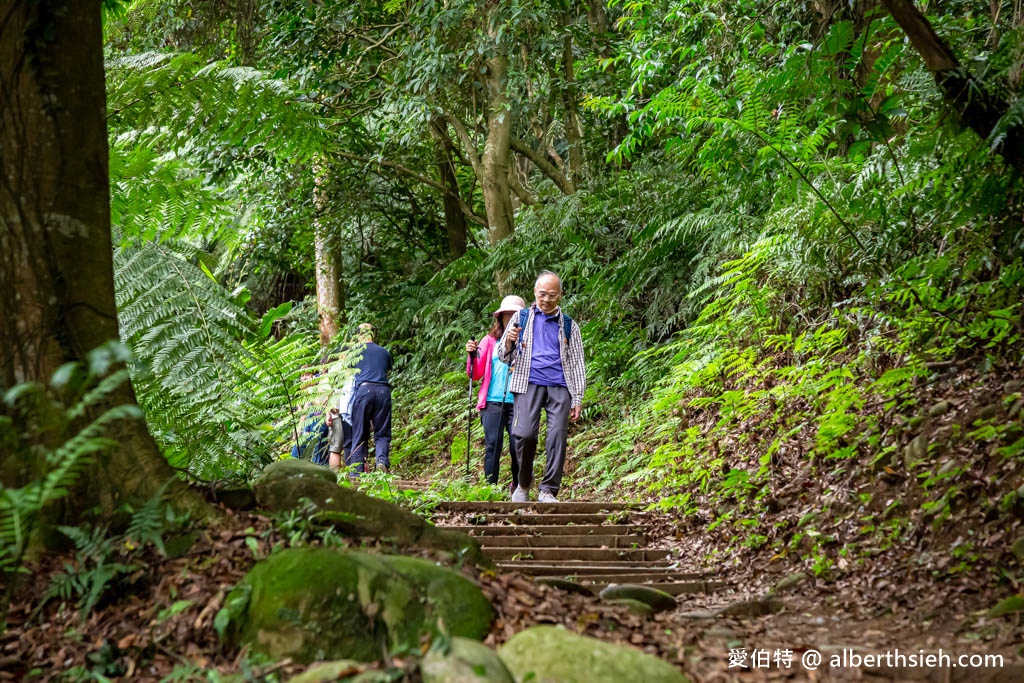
[433,500,724,599]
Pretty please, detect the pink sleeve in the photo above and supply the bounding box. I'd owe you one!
[466,336,491,380]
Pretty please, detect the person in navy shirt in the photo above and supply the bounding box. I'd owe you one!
[348,323,394,475]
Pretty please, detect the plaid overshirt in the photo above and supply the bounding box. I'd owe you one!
[497,305,586,408]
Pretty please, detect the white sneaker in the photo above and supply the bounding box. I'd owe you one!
[538,490,558,503]
[511,486,529,503]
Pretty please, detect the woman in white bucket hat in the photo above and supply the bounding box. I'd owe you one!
[466,295,526,495]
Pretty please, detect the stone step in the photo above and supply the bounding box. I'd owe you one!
[445,524,641,537]
[484,547,671,562]
[453,513,627,525]
[499,562,678,574]
[522,569,707,583]
[477,534,647,549]
[435,501,638,514]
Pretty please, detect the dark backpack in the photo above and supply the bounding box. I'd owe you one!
[518,307,574,344]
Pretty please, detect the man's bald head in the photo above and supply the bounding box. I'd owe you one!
[534,271,563,314]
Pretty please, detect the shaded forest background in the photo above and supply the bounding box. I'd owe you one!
[4,0,1024,617]
[107,0,1024,557]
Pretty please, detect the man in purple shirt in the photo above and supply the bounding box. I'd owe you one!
[499,271,586,503]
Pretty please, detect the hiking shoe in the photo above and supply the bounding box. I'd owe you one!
[538,490,558,503]
[511,486,529,503]
[376,462,391,474]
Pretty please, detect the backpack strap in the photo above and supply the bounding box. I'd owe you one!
[519,307,574,342]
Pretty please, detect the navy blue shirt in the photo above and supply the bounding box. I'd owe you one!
[527,309,566,387]
[354,342,392,385]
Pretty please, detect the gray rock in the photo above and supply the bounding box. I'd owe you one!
[903,434,929,468]
[1004,380,1022,395]
[927,400,950,418]
[499,626,689,683]
[1012,536,1024,564]
[598,584,677,612]
[220,548,493,663]
[977,403,1001,421]
[421,637,514,683]
[772,572,809,595]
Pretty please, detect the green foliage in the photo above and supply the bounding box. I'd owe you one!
[98,0,1024,558]
[0,344,141,621]
[39,492,181,623]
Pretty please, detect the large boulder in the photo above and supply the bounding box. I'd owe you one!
[253,460,486,564]
[498,626,689,683]
[220,547,494,663]
[421,637,515,683]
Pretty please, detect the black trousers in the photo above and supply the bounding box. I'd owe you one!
[349,383,392,471]
[480,401,518,489]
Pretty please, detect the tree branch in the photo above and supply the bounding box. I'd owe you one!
[334,151,487,226]
[510,136,575,194]
[882,0,1024,174]
[442,114,483,177]
[508,167,538,206]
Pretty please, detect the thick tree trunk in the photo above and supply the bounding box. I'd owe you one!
[313,163,343,346]
[882,0,1024,174]
[429,117,468,259]
[480,55,515,244]
[0,1,206,522]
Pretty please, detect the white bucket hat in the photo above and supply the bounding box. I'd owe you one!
[493,295,526,317]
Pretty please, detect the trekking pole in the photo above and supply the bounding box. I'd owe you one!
[466,347,477,481]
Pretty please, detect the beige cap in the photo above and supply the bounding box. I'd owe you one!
[493,295,526,317]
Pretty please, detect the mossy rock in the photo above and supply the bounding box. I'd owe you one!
[604,598,654,616]
[221,547,494,663]
[598,584,676,612]
[421,637,515,683]
[287,660,365,683]
[499,626,688,683]
[253,461,486,565]
[258,459,339,486]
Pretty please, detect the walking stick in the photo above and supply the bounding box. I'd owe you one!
[466,347,477,481]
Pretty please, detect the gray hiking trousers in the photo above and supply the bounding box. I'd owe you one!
[511,383,570,495]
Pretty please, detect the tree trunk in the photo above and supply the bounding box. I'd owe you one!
[313,164,343,346]
[561,31,585,189]
[429,117,468,259]
[882,0,1024,174]
[480,55,515,244]
[0,1,206,523]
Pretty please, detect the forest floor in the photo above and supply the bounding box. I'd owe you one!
[3,495,1022,682]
